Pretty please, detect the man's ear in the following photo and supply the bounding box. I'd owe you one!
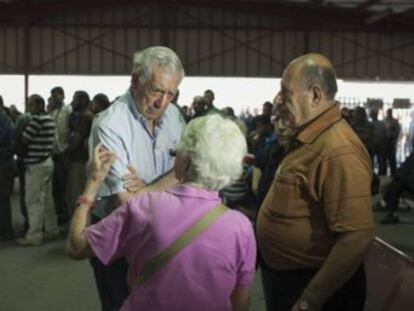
[131,73,141,91]
[309,83,322,107]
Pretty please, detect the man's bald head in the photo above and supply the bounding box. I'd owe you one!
[286,54,338,101]
[274,54,339,129]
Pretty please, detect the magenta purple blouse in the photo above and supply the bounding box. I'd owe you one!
[85,184,257,311]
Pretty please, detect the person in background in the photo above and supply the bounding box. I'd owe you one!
[171,89,189,123]
[87,46,186,310]
[0,95,14,121]
[340,107,352,124]
[405,110,414,156]
[191,95,208,119]
[67,114,256,311]
[17,94,58,246]
[251,115,275,161]
[203,89,221,115]
[351,107,374,159]
[255,112,291,209]
[91,93,111,115]
[66,91,94,216]
[257,54,373,311]
[9,104,22,123]
[0,101,15,241]
[49,86,72,226]
[222,106,247,136]
[241,108,255,133]
[383,108,400,176]
[369,109,386,174]
[13,109,33,234]
[181,105,192,123]
[381,151,414,224]
[262,101,273,118]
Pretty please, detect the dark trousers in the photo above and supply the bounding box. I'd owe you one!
[89,216,129,311]
[384,152,414,213]
[382,144,397,176]
[373,145,386,175]
[260,261,366,311]
[0,158,14,238]
[52,154,69,224]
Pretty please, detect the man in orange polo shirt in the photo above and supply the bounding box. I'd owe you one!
[256,54,374,311]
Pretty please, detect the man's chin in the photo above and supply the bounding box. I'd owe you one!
[145,112,161,121]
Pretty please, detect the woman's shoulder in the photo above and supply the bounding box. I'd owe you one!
[126,190,179,214]
[221,208,255,235]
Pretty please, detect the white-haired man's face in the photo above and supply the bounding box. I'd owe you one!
[132,66,181,122]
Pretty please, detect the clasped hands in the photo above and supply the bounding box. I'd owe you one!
[89,143,145,194]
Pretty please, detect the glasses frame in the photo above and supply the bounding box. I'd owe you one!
[146,83,177,102]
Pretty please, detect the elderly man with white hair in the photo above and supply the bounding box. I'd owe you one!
[68,114,257,311]
[85,46,187,310]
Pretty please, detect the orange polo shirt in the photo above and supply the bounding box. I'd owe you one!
[256,104,373,270]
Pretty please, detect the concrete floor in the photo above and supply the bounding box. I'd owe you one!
[1,187,413,311]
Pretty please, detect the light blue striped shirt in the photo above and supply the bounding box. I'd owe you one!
[88,89,185,217]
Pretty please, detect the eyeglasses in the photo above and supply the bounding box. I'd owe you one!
[146,83,177,102]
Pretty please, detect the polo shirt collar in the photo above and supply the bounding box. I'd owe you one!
[126,88,166,128]
[166,184,220,201]
[296,104,342,144]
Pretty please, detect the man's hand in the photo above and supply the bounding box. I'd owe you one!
[293,229,373,310]
[291,299,320,311]
[89,143,116,184]
[122,165,145,193]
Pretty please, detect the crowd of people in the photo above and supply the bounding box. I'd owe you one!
[0,46,409,311]
[0,89,112,243]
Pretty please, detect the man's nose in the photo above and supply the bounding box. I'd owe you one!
[153,94,168,109]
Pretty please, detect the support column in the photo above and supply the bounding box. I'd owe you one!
[23,14,31,110]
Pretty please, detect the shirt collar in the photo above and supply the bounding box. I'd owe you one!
[126,88,166,128]
[165,184,220,201]
[296,104,342,144]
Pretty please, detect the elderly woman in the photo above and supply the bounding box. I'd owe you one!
[67,114,257,311]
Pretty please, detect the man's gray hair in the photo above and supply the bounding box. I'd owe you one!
[132,46,185,83]
[177,114,247,191]
[301,64,338,100]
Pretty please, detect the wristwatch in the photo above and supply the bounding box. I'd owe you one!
[299,300,310,310]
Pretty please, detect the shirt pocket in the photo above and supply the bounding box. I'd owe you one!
[270,174,311,218]
[154,139,175,172]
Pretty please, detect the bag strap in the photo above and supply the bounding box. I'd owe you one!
[132,203,228,291]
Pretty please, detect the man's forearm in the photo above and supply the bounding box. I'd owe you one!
[300,229,374,308]
[116,169,179,205]
[143,169,178,193]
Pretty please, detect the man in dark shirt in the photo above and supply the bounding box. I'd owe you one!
[383,108,400,176]
[204,89,222,115]
[66,91,94,216]
[0,108,15,241]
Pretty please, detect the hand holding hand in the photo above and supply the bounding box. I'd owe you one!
[122,165,146,193]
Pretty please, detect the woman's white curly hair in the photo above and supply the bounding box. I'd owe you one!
[177,114,247,190]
